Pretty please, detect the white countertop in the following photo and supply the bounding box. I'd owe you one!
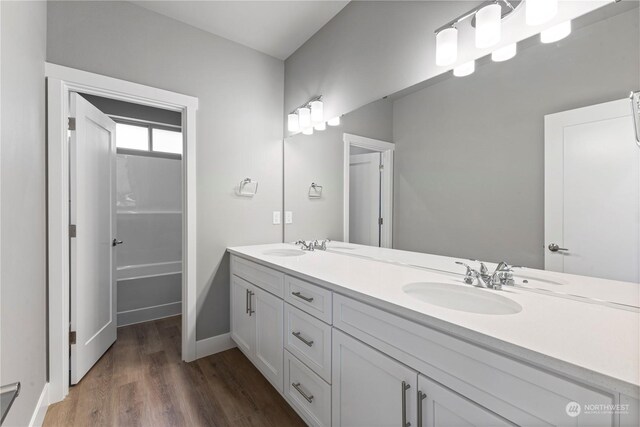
[228,243,640,398]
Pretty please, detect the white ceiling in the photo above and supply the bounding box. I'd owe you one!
[131,1,350,60]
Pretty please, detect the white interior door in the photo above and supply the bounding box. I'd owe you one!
[545,98,640,283]
[349,152,381,246]
[70,93,117,384]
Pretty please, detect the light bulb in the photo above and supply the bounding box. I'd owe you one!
[540,21,571,43]
[314,121,326,131]
[475,4,501,49]
[302,127,314,135]
[298,107,311,128]
[327,116,341,126]
[526,0,557,26]
[310,100,323,123]
[491,43,517,62]
[287,113,299,132]
[435,27,458,66]
[453,60,475,77]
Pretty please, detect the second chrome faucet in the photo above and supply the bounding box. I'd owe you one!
[455,260,517,290]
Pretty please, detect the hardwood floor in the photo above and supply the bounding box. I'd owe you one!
[43,316,305,427]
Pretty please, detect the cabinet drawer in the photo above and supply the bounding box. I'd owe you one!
[231,255,284,298]
[284,350,331,427]
[285,275,332,323]
[285,303,332,383]
[333,294,616,426]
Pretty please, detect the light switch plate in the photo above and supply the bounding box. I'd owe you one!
[272,211,281,225]
[285,211,293,224]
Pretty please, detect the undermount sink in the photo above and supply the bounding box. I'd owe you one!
[403,282,523,315]
[262,249,306,257]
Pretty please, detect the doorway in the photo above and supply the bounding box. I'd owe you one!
[343,133,394,248]
[46,63,198,403]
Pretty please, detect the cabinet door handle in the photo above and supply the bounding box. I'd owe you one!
[292,291,314,302]
[401,381,411,427]
[417,390,427,427]
[292,331,314,347]
[245,289,250,314]
[248,291,255,316]
[292,382,314,403]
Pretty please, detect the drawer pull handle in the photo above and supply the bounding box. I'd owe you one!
[292,331,314,347]
[401,381,411,427]
[417,390,427,427]
[292,382,314,403]
[292,291,314,302]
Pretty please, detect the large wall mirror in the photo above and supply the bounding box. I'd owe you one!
[284,0,640,285]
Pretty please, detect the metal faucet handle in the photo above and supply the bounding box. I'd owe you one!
[455,261,477,285]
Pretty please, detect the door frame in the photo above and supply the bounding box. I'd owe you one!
[46,63,199,403]
[343,133,394,247]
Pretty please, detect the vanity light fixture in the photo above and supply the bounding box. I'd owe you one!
[540,20,571,43]
[298,107,311,129]
[475,3,502,48]
[310,99,324,123]
[453,60,475,77]
[288,95,326,135]
[491,43,517,61]
[314,121,326,131]
[526,0,558,26]
[435,27,458,66]
[302,127,314,135]
[327,116,341,127]
[287,113,300,132]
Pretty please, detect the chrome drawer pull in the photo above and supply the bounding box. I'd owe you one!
[292,331,314,347]
[401,381,411,427]
[248,291,255,316]
[292,291,314,302]
[292,382,314,403]
[417,390,427,427]
[245,289,250,314]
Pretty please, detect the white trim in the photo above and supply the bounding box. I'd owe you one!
[46,63,199,404]
[195,333,237,359]
[28,383,49,427]
[343,133,395,248]
[117,302,182,327]
[117,261,182,280]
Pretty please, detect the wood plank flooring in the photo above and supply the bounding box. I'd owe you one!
[43,316,305,427]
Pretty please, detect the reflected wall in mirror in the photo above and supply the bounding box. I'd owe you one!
[284,1,640,284]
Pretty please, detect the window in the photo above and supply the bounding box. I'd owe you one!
[115,119,182,156]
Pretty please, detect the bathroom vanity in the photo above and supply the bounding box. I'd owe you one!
[228,243,639,427]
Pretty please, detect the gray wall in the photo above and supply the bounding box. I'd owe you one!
[393,8,640,268]
[284,99,393,241]
[47,1,284,340]
[0,1,48,425]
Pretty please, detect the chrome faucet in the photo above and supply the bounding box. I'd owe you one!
[295,240,315,251]
[312,239,330,251]
[455,260,517,290]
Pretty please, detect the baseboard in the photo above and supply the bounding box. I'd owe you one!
[29,382,49,427]
[117,301,181,327]
[195,333,236,359]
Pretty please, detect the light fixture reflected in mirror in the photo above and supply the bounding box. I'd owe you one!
[540,21,571,43]
[298,107,311,129]
[492,43,517,62]
[453,60,475,77]
[310,100,323,123]
[302,127,314,135]
[287,113,299,132]
[476,4,501,48]
[328,116,341,126]
[314,121,326,131]
[526,0,558,26]
[436,27,458,66]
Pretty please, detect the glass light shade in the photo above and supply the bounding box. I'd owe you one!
[327,116,341,126]
[540,21,571,43]
[310,100,324,123]
[491,43,517,62]
[287,113,299,132]
[475,4,501,49]
[435,27,458,66]
[302,127,314,135]
[314,121,326,131]
[298,107,311,128]
[526,0,557,26]
[453,60,475,77]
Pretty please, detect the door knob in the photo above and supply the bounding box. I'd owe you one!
[112,238,123,247]
[548,243,568,252]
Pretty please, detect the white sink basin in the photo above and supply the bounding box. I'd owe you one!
[262,249,306,257]
[403,282,523,315]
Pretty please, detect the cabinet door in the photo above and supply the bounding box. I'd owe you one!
[230,276,255,356]
[253,285,284,392]
[418,375,513,427]
[332,329,417,427]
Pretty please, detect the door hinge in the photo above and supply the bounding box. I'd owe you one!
[69,224,77,238]
[379,218,384,225]
[68,117,76,131]
[69,330,76,345]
